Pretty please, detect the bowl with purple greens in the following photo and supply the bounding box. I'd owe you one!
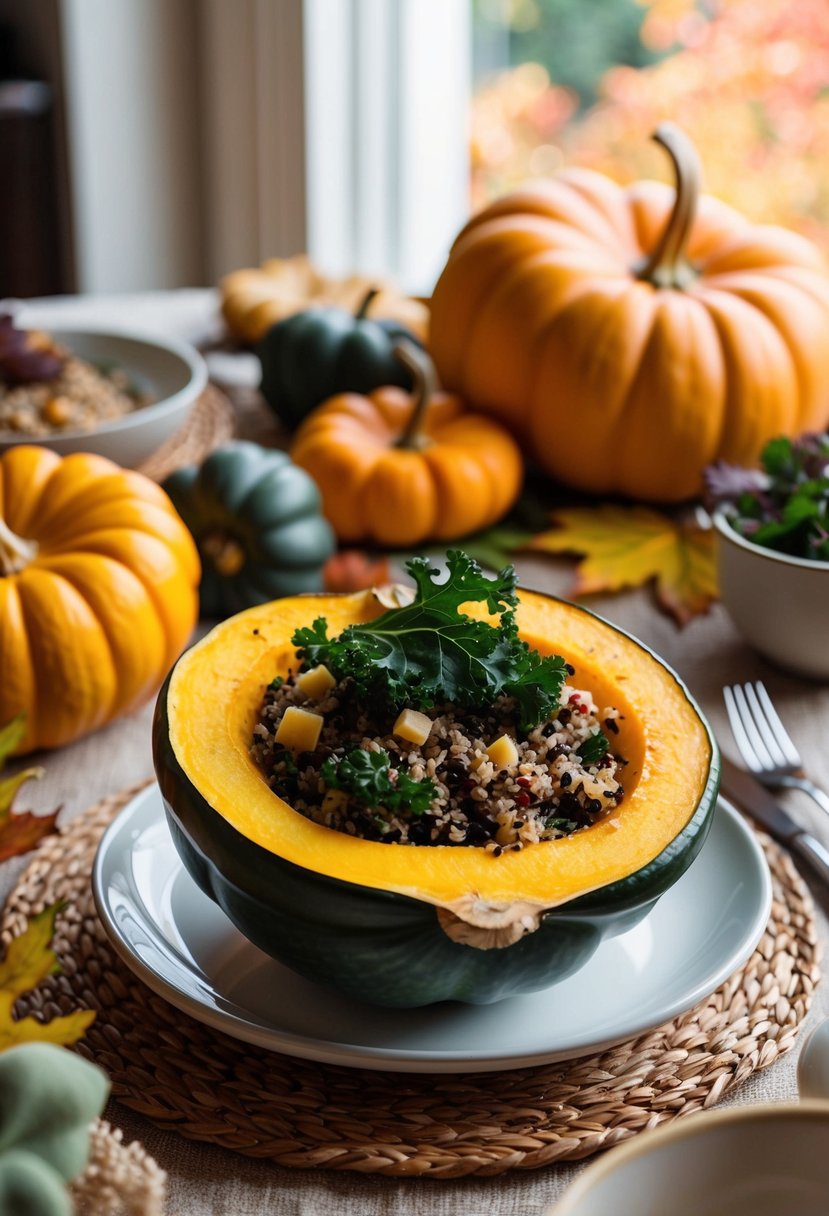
[706,433,829,678]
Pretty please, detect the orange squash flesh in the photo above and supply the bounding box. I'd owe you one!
[167,587,713,910]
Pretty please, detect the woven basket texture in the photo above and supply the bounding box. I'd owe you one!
[1,783,820,1179]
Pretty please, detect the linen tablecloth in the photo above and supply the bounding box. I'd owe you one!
[3,292,828,1215]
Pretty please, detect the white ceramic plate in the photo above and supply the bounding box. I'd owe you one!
[93,785,772,1073]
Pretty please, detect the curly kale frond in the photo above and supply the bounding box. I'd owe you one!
[321,748,436,815]
[292,550,568,729]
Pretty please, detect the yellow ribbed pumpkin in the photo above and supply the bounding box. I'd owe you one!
[221,254,429,345]
[429,124,829,502]
[0,445,200,754]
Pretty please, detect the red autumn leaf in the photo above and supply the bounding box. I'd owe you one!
[324,549,391,593]
[0,807,61,864]
[0,714,60,862]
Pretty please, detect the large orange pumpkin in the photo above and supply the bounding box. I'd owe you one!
[429,124,829,502]
[0,446,200,754]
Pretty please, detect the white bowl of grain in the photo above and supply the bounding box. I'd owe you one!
[0,327,207,469]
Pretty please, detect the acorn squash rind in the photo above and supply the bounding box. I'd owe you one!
[153,587,719,1007]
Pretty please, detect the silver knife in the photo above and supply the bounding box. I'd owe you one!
[720,756,829,887]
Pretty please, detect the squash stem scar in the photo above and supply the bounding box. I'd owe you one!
[201,530,246,577]
[0,518,38,576]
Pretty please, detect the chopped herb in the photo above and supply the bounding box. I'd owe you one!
[545,816,576,833]
[268,676,284,691]
[292,550,569,730]
[321,747,437,815]
[271,747,297,775]
[577,732,610,766]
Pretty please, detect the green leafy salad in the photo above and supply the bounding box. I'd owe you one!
[706,433,829,562]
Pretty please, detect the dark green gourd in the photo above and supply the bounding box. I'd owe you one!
[256,287,423,430]
[163,441,335,618]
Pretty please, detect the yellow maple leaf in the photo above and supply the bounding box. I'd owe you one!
[529,505,718,627]
[0,905,95,1051]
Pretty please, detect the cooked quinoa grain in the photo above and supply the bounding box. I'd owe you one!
[0,347,152,436]
[251,674,625,849]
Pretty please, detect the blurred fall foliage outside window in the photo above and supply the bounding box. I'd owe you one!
[471,0,829,252]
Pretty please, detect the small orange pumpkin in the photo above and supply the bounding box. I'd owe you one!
[429,124,829,502]
[290,343,523,547]
[0,445,200,754]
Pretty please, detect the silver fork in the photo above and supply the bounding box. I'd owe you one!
[723,681,829,816]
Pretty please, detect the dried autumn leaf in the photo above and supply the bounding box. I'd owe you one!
[0,712,60,861]
[529,505,718,627]
[0,712,27,764]
[0,905,95,1050]
[323,549,391,593]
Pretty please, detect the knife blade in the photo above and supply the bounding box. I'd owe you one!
[720,756,829,887]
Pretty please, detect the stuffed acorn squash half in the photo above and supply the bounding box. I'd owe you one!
[153,552,719,1008]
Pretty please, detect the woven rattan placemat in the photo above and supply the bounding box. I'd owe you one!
[136,384,235,482]
[1,784,820,1179]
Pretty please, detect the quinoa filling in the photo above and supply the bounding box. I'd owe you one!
[0,316,153,437]
[251,673,625,851]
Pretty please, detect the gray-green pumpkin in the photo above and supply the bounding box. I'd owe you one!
[256,287,424,430]
[0,1042,110,1216]
[163,441,335,618]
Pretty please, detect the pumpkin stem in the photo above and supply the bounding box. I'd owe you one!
[393,340,436,451]
[0,518,38,576]
[354,286,381,320]
[634,123,700,291]
[201,531,246,577]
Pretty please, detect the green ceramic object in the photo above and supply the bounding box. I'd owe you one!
[163,441,336,618]
[256,287,423,430]
[0,1043,110,1216]
[0,1151,70,1216]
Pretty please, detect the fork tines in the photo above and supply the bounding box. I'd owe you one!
[723,681,801,772]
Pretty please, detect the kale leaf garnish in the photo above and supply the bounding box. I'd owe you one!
[321,748,436,815]
[292,550,569,730]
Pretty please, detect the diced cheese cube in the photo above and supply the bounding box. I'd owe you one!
[321,789,349,815]
[486,734,519,770]
[274,705,323,752]
[393,708,433,746]
[296,663,336,700]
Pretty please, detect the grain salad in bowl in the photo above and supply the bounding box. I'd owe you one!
[0,314,152,436]
[0,314,206,468]
[154,551,719,1007]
